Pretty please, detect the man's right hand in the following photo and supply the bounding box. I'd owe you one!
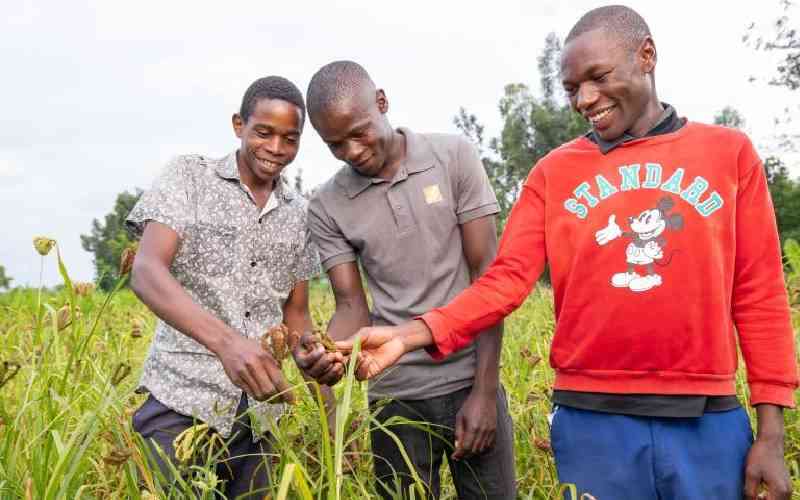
[336,320,434,381]
[214,335,295,404]
[292,333,347,386]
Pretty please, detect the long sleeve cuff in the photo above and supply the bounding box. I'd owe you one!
[749,382,797,408]
[418,311,457,361]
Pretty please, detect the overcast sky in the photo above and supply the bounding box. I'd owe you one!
[3,0,798,287]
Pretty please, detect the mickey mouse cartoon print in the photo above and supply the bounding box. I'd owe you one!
[595,196,684,293]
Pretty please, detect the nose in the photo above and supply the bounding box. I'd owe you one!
[263,135,283,156]
[264,135,295,159]
[575,84,599,114]
[343,141,366,164]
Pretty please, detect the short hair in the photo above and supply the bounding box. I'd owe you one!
[239,76,305,124]
[565,5,651,52]
[306,60,375,120]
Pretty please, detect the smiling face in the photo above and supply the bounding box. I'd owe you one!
[232,97,303,185]
[629,208,666,240]
[310,86,395,178]
[561,28,660,141]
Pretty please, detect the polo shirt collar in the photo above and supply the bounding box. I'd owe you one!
[586,103,683,154]
[340,127,435,199]
[216,151,295,203]
[215,152,241,180]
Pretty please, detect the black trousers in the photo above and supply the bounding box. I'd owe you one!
[132,394,271,499]
[370,386,516,500]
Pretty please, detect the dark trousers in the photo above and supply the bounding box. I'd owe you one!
[550,405,754,499]
[370,386,516,500]
[132,394,272,499]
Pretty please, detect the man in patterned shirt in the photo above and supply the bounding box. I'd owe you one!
[126,76,325,498]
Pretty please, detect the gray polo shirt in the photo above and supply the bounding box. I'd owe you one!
[308,128,500,400]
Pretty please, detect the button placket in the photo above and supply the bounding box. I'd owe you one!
[388,186,415,235]
[245,216,261,324]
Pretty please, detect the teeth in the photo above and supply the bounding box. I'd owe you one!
[258,158,280,169]
[589,107,613,124]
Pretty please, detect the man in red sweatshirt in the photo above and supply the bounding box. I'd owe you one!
[324,5,798,499]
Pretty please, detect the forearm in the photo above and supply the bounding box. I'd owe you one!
[130,257,235,354]
[423,185,546,358]
[327,296,370,341]
[472,324,502,395]
[755,404,786,443]
[283,300,314,336]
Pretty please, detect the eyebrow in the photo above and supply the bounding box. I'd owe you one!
[562,63,610,85]
[253,124,300,135]
[347,120,370,135]
[327,119,371,144]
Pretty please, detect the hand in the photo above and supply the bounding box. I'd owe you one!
[744,435,791,500]
[292,332,346,386]
[335,326,412,381]
[214,335,294,403]
[644,240,663,259]
[595,215,622,245]
[452,388,497,460]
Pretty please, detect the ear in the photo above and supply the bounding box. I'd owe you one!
[376,89,389,114]
[657,196,674,213]
[637,36,657,74]
[669,214,684,231]
[232,113,244,138]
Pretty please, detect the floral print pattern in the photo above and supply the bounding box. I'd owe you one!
[127,152,319,437]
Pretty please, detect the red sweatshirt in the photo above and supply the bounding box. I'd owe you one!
[422,122,798,407]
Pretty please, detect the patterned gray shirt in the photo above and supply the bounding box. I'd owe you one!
[126,152,319,437]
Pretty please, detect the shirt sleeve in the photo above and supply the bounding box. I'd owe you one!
[307,193,357,271]
[454,136,500,224]
[126,156,194,239]
[732,137,798,408]
[421,165,548,359]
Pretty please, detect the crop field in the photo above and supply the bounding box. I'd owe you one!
[0,244,799,499]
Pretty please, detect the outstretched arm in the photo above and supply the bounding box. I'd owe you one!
[339,169,548,379]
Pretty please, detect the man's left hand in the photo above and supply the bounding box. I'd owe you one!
[452,388,497,460]
[292,333,346,386]
[744,432,792,500]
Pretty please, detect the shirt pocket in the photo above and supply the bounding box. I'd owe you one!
[259,239,298,299]
[183,223,238,277]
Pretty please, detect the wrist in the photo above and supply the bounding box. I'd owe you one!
[472,377,499,397]
[205,328,236,356]
[755,404,786,443]
[398,320,434,353]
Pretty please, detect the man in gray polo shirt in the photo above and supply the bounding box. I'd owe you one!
[294,61,515,499]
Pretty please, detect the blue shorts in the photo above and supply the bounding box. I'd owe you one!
[550,405,753,500]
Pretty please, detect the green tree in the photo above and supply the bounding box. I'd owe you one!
[744,1,799,150]
[454,33,587,224]
[713,106,746,129]
[764,156,800,246]
[80,190,141,291]
[745,0,800,90]
[0,265,12,290]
